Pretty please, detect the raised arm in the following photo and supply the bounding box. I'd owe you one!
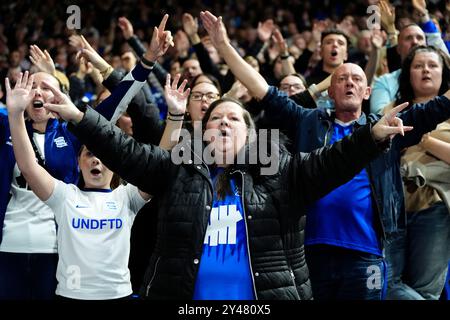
[272,29,296,76]
[379,0,398,47]
[200,11,269,100]
[119,15,169,85]
[42,81,173,197]
[182,13,234,91]
[118,16,136,42]
[397,91,450,149]
[200,10,315,140]
[5,72,55,201]
[412,0,449,55]
[306,73,332,102]
[182,13,201,46]
[95,62,155,123]
[159,73,190,150]
[69,34,113,81]
[364,30,383,86]
[29,45,56,76]
[78,14,174,123]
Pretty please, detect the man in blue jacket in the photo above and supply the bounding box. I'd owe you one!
[201,10,450,300]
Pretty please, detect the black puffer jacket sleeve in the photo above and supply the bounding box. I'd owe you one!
[294,48,313,75]
[290,90,316,109]
[126,90,165,145]
[287,122,386,217]
[128,35,147,57]
[69,107,173,196]
[192,42,235,93]
[102,69,124,92]
[101,67,165,145]
[151,62,169,87]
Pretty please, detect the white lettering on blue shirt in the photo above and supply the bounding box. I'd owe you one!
[204,205,243,246]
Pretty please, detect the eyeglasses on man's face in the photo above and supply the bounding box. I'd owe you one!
[279,83,304,91]
[190,92,220,101]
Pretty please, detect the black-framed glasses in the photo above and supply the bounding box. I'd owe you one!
[280,83,304,91]
[190,92,220,101]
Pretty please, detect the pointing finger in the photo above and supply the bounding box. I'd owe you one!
[393,117,404,136]
[387,102,409,120]
[403,126,414,132]
[158,14,169,33]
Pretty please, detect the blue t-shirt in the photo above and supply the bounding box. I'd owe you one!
[305,121,382,256]
[193,168,255,300]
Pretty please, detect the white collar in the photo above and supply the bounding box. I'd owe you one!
[334,118,355,127]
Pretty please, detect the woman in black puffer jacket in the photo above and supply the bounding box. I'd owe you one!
[52,91,411,300]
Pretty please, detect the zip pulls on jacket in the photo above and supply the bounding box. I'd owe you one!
[289,268,296,287]
[323,119,333,147]
[367,161,387,241]
[230,169,259,300]
[324,119,387,246]
[145,147,214,299]
[145,256,161,297]
[349,121,387,242]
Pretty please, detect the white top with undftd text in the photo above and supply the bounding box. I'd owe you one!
[45,180,147,300]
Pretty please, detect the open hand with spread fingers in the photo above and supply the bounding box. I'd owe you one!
[199,11,229,49]
[164,73,190,116]
[182,13,199,39]
[29,45,56,75]
[5,71,35,115]
[70,35,110,73]
[118,16,134,40]
[257,19,275,43]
